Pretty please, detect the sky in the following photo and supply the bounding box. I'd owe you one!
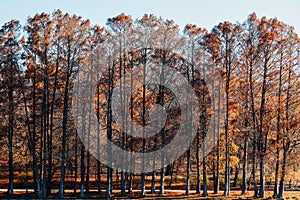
[0,0,300,33]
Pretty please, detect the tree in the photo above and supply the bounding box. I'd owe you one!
[278,26,300,198]
[240,13,260,196]
[207,21,241,196]
[0,19,23,198]
[58,13,91,198]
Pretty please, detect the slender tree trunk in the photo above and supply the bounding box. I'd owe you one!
[224,70,231,196]
[279,64,292,198]
[279,144,288,198]
[233,165,240,187]
[121,53,127,197]
[85,62,94,193]
[215,80,221,194]
[128,173,133,194]
[196,129,201,194]
[8,62,14,197]
[80,143,85,198]
[141,48,147,196]
[42,61,48,198]
[74,131,78,196]
[19,62,40,198]
[202,153,208,197]
[106,64,113,199]
[47,45,60,196]
[33,71,41,198]
[258,58,269,198]
[273,53,283,197]
[128,61,134,195]
[96,81,102,195]
[185,149,190,195]
[159,53,166,195]
[274,145,280,197]
[151,128,157,194]
[79,76,86,198]
[241,131,248,195]
[202,67,208,197]
[59,52,71,198]
[249,63,258,197]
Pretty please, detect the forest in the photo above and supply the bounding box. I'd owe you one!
[0,10,300,199]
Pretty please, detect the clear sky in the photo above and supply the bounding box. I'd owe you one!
[0,0,299,33]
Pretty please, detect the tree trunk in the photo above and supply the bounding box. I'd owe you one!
[241,132,248,195]
[159,56,166,195]
[59,60,71,198]
[106,64,113,199]
[42,64,48,198]
[273,54,283,197]
[80,144,85,198]
[258,57,269,198]
[233,165,240,188]
[215,81,221,194]
[202,154,208,197]
[141,49,147,196]
[224,73,230,196]
[279,64,292,199]
[8,62,14,197]
[151,134,157,194]
[47,44,60,196]
[279,144,288,198]
[249,63,258,197]
[74,132,78,196]
[185,150,190,195]
[19,62,41,198]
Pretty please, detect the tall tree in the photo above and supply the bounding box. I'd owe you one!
[58,13,91,198]
[208,21,241,196]
[240,13,260,196]
[0,19,23,198]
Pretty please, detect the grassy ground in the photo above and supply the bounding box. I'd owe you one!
[1,190,300,199]
[0,174,300,199]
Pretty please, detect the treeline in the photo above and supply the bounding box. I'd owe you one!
[0,10,300,199]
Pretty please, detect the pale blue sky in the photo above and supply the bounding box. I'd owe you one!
[0,0,299,33]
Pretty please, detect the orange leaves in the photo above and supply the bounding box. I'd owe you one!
[217,21,233,34]
[249,12,258,21]
[234,25,242,33]
[107,13,132,27]
[184,24,206,36]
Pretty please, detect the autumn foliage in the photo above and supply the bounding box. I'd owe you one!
[0,11,300,199]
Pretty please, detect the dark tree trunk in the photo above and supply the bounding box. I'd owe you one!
[196,130,201,194]
[185,150,190,195]
[59,49,71,198]
[224,71,230,196]
[279,144,288,198]
[279,65,292,199]
[241,132,248,195]
[8,62,14,197]
[273,54,283,198]
[80,144,85,198]
[233,165,240,188]
[215,81,221,194]
[74,131,78,196]
[159,55,166,195]
[249,63,258,197]
[258,60,268,199]
[42,61,49,198]
[47,47,60,196]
